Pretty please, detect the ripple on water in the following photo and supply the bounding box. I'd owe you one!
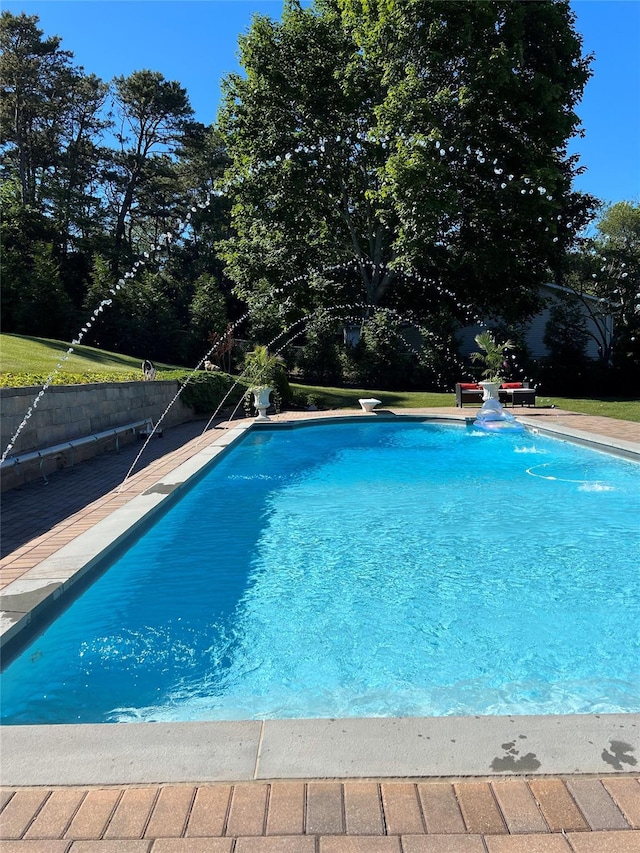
[1,421,638,723]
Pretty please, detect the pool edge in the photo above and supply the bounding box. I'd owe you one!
[1,411,639,786]
[1,713,638,785]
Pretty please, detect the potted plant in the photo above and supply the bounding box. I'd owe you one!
[470,331,515,400]
[242,345,286,420]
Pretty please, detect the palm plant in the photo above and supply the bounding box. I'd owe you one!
[242,345,285,390]
[242,345,292,415]
[470,331,515,383]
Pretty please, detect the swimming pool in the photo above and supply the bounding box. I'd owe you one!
[1,419,638,724]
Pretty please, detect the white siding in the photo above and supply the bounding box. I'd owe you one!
[457,284,613,360]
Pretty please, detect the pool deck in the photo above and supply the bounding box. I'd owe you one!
[1,406,639,852]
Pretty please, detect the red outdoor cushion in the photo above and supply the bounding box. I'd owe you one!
[501,382,523,389]
[459,383,481,390]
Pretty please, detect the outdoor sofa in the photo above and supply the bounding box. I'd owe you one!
[455,382,536,408]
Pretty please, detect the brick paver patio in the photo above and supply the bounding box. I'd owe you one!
[1,778,640,851]
[1,406,639,851]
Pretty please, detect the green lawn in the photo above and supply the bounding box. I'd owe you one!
[291,383,455,410]
[540,396,640,423]
[2,334,639,422]
[0,333,183,385]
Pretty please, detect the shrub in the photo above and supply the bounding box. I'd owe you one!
[297,315,343,384]
[343,312,415,390]
[0,371,141,387]
[174,371,247,414]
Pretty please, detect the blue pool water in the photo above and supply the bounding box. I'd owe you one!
[1,420,639,724]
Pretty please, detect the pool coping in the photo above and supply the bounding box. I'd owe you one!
[1,411,639,786]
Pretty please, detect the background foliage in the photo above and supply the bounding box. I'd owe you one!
[2,333,639,422]
[1,5,638,394]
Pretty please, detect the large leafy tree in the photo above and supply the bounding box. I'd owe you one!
[0,11,109,235]
[0,12,233,362]
[345,0,596,319]
[218,0,595,334]
[562,201,640,371]
[0,178,75,337]
[86,121,233,363]
[51,71,110,251]
[0,10,72,206]
[218,0,399,331]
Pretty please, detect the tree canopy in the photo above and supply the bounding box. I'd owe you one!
[0,11,231,362]
[561,201,640,371]
[5,4,636,390]
[217,0,596,332]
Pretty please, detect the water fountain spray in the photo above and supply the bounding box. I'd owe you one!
[3,136,558,466]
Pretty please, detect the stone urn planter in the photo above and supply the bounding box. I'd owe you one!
[479,381,500,401]
[471,331,515,403]
[252,386,273,421]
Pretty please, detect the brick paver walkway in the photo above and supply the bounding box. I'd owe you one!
[1,777,639,851]
[0,419,212,562]
[1,407,639,851]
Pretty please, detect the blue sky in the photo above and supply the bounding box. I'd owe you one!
[4,0,639,207]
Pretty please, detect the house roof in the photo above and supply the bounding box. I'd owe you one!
[542,281,608,306]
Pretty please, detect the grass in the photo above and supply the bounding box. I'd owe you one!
[0,333,182,378]
[540,397,640,423]
[291,383,455,409]
[2,334,639,422]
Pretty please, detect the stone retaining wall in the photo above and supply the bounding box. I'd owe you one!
[0,381,195,490]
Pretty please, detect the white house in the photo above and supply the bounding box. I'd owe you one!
[457,282,613,361]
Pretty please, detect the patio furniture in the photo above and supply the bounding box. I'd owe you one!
[455,382,536,407]
[498,382,536,407]
[455,383,484,406]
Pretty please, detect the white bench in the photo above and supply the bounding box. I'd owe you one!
[1,419,152,485]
